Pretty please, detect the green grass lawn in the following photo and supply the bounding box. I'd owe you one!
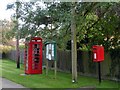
[0,59,119,89]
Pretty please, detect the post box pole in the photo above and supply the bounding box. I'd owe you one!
[98,62,101,84]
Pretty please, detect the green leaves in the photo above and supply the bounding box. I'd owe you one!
[10,2,120,51]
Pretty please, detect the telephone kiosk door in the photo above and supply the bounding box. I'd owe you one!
[31,40,42,74]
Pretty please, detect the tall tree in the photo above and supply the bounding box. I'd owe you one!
[7,1,21,68]
[71,2,77,83]
[16,1,20,68]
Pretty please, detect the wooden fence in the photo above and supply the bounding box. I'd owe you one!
[3,49,119,81]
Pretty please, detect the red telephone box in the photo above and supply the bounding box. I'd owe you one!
[24,37,42,74]
[92,45,104,62]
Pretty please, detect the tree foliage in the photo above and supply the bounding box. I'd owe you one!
[0,20,15,45]
[9,1,120,51]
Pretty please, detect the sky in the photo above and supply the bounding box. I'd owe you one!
[0,0,118,21]
[0,0,46,21]
[0,0,16,21]
[0,0,78,21]
[0,0,32,21]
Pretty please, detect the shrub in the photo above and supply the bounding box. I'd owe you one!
[0,45,14,53]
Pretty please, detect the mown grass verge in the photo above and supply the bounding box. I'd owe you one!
[1,59,119,89]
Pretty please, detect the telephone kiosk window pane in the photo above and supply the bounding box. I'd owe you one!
[25,46,28,70]
[34,44,40,48]
[32,44,40,70]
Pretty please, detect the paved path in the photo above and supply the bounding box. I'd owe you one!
[0,77,27,89]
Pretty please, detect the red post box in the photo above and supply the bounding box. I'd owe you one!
[24,37,42,74]
[92,45,104,62]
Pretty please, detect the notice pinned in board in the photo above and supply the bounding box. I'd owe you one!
[46,44,55,60]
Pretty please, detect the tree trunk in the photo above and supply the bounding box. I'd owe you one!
[71,2,77,82]
[16,1,20,68]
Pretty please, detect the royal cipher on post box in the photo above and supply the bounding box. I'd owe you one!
[92,45,104,62]
[24,37,42,74]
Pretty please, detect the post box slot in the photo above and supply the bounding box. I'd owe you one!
[93,48,97,50]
